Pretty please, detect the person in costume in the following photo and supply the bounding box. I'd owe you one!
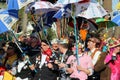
[104,38,120,80]
[30,40,59,80]
[56,39,73,80]
[87,37,101,80]
[66,43,93,80]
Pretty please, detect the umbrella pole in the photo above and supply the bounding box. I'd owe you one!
[10,30,23,53]
[10,30,37,73]
[112,27,115,37]
[71,4,80,66]
[31,14,42,41]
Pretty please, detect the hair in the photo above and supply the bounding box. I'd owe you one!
[59,43,68,49]
[8,42,21,57]
[41,40,51,45]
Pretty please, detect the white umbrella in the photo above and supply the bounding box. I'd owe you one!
[56,0,84,4]
[75,2,108,19]
[26,1,58,15]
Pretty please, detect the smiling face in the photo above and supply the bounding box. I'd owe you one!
[87,40,96,50]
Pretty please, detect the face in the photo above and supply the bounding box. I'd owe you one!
[6,46,15,56]
[30,37,38,43]
[73,46,83,54]
[87,40,96,49]
[41,42,49,51]
[52,43,59,51]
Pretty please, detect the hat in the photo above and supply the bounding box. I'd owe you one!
[58,39,68,44]
[88,37,100,43]
[108,38,120,48]
[51,38,58,44]
[30,32,39,39]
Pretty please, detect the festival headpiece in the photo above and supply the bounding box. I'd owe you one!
[107,38,120,48]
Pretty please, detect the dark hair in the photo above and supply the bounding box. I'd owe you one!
[41,40,51,45]
[8,42,21,54]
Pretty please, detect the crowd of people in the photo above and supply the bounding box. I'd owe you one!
[0,31,120,80]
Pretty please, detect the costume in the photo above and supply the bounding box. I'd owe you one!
[66,53,93,80]
[104,52,120,80]
[87,48,101,80]
[94,52,111,80]
[58,50,73,80]
[30,49,59,80]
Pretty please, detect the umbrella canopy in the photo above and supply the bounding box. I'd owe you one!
[96,18,118,28]
[76,2,107,19]
[116,2,120,10]
[26,1,58,15]
[112,13,120,26]
[56,0,85,4]
[68,17,98,32]
[8,0,34,10]
[0,9,18,34]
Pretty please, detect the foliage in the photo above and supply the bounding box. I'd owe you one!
[41,27,57,41]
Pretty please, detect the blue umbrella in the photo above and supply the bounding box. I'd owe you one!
[7,0,34,10]
[112,13,120,26]
[0,9,18,34]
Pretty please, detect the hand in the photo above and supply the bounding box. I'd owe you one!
[54,60,60,64]
[29,64,35,70]
[47,63,53,69]
[58,63,65,68]
[76,65,83,71]
[66,68,73,74]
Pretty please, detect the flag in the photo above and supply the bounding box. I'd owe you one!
[42,11,56,28]
[53,4,71,19]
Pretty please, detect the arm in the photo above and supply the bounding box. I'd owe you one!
[76,55,93,75]
[76,65,91,75]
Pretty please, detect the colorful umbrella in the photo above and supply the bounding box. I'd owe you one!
[96,18,118,28]
[112,13,120,26]
[68,17,98,41]
[26,1,58,15]
[8,0,34,10]
[76,2,107,19]
[0,9,18,34]
[68,17,98,32]
[116,2,120,10]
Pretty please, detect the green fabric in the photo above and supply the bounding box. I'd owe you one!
[96,18,118,28]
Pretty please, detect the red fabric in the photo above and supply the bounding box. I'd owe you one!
[79,0,90,3]
[0,67,6,75]
[43,48,52,62]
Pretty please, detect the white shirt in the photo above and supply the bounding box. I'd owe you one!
[88,48,101,66]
